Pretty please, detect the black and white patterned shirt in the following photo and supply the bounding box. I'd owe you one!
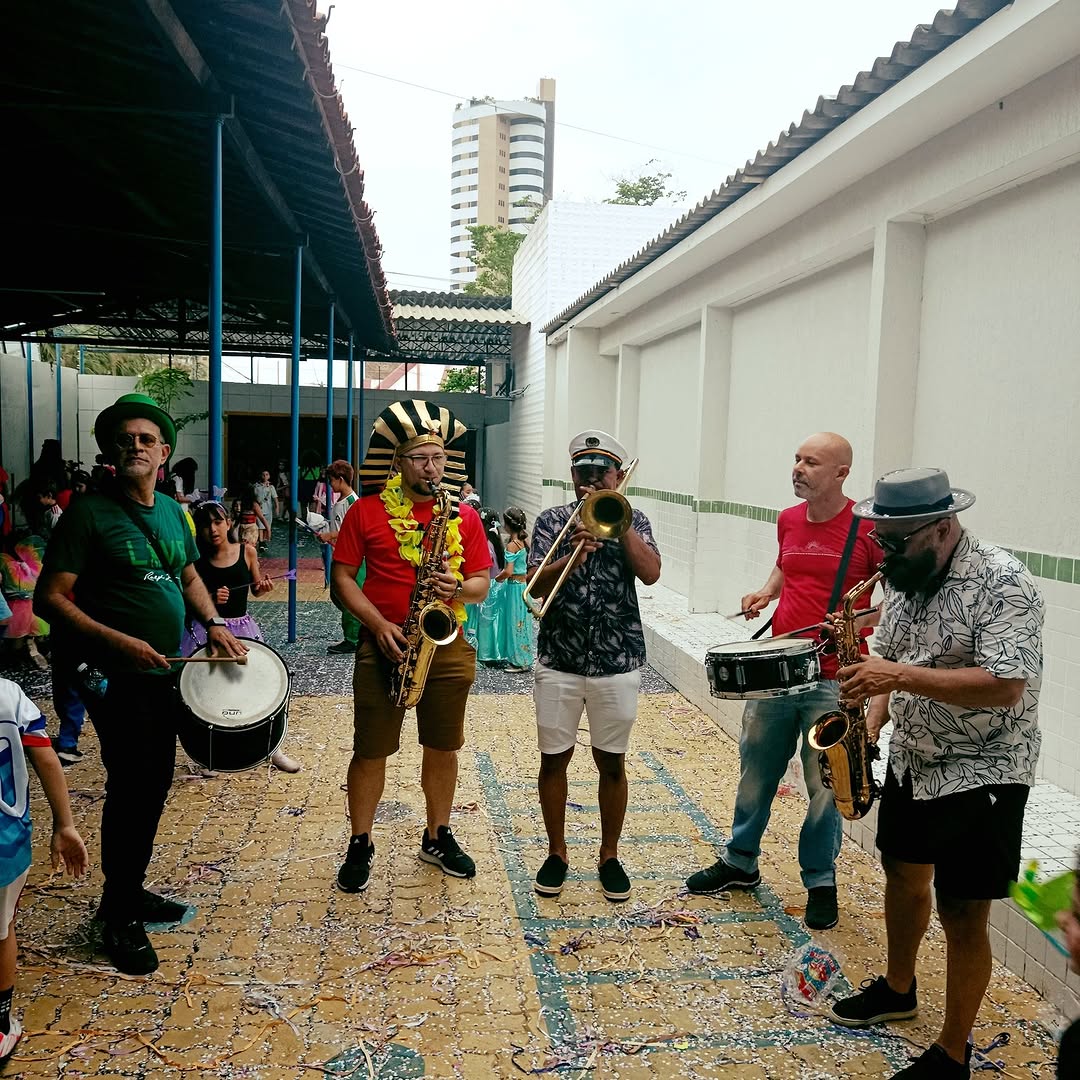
[529,504,659,677]
[875,529,1043,799]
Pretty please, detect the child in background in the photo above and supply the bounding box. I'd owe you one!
[253,470,276,550]
[500,506,534,671]
[234,485,268,550]
[475,507,506,664]
[181,503,300,773]
[0,677,88,1066]
[0,533,49,670]
[275,460,289,522]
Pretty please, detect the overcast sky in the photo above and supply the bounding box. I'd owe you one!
[325,0,940,291]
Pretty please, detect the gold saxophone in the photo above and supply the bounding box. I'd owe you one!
[389,483,459,708]
[807,571,883,820]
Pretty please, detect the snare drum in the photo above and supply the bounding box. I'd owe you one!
[176,639,290,771]
[705,638,819,699]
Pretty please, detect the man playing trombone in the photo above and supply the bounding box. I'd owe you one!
[527,431,661,902]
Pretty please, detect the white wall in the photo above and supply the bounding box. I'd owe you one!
[0,353,80,482]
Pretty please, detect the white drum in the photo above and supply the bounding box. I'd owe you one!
[176,639,290,771]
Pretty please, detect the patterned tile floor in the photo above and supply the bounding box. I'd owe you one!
[0,535,1069,1077]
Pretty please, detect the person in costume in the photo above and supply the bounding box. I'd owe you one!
[499,506,534,671]
[474,507,506,664]
[320,460,365,656]
[34,393,246,976]
[331,400,491,893]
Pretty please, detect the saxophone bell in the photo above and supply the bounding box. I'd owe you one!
[808,710,850,751]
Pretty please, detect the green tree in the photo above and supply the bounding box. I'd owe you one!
[439,366,482,393]
[604,158,687,206]
[462,225,523,296]
[136,366,209,435]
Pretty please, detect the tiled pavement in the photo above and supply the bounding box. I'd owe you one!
[0,533,1069,1076]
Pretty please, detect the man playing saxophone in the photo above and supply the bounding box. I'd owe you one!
[830,469,1042,1080]
[331,400,491,893]
[686,432,878,931]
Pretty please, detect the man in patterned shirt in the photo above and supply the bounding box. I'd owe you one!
[830,468,1042,1080]
[527,431,661,903]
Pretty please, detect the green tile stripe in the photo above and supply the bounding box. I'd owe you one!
[540,482,1072,581]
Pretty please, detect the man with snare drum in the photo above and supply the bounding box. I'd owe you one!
[686,432,877,930]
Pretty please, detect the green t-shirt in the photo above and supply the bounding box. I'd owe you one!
[45,492,199,670]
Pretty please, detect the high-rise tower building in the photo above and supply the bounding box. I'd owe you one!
[449,78,555,290]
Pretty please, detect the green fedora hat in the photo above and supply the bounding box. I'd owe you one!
[95,393,178,454]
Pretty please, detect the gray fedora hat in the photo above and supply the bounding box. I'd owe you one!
[852,467,975,523]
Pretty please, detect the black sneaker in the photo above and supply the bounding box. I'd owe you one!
[534,854,569,897]
[102,919,159,975]
[419,826,476,879]
[138,889,188,924]
[830,975,918,1027]
[805,885,839,930]
[598,858,631,902]
[685,858,761,894]
[892,1042,970,1078]
[327,641,357,655]
[54,746,83,766]
[337,834,375,893]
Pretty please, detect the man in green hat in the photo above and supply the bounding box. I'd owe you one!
[35,393,246,976]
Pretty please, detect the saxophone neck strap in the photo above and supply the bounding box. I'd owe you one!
[827,515,862,614]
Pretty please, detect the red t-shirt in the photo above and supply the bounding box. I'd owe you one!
[333,493,491,627]
[772,500,879,679]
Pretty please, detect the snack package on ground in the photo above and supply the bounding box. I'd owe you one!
[781,941,843,1010]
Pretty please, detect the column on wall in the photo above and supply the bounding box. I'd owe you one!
[865,220,925,479]
[615,344,640,459]
[688,305,734,613]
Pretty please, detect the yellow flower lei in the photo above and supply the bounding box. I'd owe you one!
[380,473,467,624]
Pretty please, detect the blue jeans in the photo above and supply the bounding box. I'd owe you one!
[52,660,86,752]
[723,680,843,890]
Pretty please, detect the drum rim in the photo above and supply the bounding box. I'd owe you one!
[706,637,817,658]
[178,636,291,725]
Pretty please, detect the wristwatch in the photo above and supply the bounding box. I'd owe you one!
[206,617,228,630]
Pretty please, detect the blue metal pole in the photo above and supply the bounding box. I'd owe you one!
[288,243,303,643]
[323,301,335,587]
[208,114,224,496]
[25,340,35,474]
[357,347,365,474]
[54,330,63,443]
[346,332,354,468]
[78,343,85,375]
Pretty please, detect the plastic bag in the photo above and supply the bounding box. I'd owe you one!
[781,941,843,1006]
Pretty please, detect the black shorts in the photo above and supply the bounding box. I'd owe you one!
[876,764,1029,900]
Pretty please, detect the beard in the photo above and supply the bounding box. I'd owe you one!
[406,477,437,498]
[881,549,940,597]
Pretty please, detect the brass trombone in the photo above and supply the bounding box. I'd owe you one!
[523,458,639,619]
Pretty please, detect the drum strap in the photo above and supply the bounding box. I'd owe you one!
[751,514,860,641]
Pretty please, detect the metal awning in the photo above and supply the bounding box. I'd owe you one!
[1,0,394,355]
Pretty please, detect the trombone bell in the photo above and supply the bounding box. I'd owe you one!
[579,490,632,540]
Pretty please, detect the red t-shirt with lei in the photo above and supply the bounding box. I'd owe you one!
[333,492,490,627]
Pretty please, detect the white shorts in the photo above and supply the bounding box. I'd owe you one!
[533,663,641,755]
[0,870,28,938]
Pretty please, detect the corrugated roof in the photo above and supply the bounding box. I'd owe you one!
[391,290,514,311]
[541,0,1009,337]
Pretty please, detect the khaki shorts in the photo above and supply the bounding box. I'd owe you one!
[0,870,28,938]
[352,634,476,758]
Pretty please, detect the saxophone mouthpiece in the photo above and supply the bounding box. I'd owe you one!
[427,481,440,495]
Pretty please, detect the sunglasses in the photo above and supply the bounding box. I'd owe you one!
[114,432,161,450]
[868,518,943,555]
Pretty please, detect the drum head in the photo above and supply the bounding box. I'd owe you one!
[707,637,815,658]
[178,639,289,728]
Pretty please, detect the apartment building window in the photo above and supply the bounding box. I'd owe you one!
[498,166,506,174]
[498,183,505,190]
[498,216,505,223]
[509,168,544,178]
[510,134,543,144]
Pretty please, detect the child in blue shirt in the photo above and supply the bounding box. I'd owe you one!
[0,678,87,1065]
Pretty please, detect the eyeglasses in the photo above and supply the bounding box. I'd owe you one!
[868,518,943,555]
[400,453,447,466]
[114,432,160,450]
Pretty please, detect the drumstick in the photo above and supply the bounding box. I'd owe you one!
[166,655,249,664]
[770,606,881,642]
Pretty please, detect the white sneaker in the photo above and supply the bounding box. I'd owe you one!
[0,1016,23,1063]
